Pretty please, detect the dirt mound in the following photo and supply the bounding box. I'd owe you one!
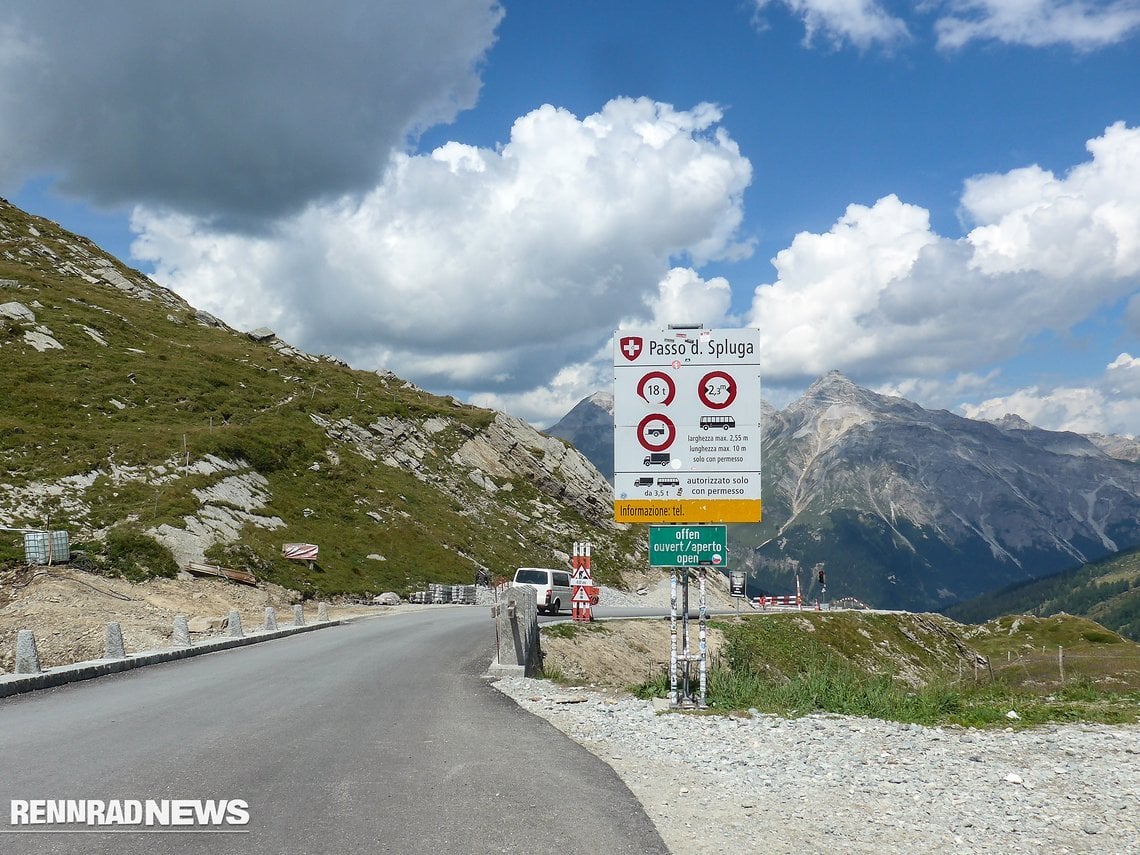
[0,566,386,674]
[541,618,726,688]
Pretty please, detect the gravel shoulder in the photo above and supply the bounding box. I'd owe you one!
[492,675,1140,855]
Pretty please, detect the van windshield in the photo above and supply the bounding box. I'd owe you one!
[514,569,548,584]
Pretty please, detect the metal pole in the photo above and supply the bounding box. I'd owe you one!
[669,569,678,706]
[698,567,708,708]
[681,567,691,705]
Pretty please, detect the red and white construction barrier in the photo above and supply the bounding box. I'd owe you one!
[753,595,802,609]
[571,541,596,622]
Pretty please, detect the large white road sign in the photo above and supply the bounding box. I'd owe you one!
[613,327,762,524]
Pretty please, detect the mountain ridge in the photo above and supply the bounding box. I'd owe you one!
[548,371,1140,616]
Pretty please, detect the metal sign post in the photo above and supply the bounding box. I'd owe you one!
[668,565,709,710]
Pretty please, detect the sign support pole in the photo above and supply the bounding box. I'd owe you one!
[668,566,708,709]
[681,567,690,705]
[698,567,708,708]
[669,571,678,703]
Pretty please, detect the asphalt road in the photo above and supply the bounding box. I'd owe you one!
[0,608,669,854]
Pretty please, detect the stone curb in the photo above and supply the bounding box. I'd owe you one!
[0,615,373,699]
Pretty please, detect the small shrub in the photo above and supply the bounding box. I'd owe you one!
[105,529,178,582]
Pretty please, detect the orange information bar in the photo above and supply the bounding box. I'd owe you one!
[614,499,762,524]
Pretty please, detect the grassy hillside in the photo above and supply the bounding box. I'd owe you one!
[0,199,638,596]
[943,547,1140,641]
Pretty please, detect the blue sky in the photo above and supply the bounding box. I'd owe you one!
[3,1,1139,433]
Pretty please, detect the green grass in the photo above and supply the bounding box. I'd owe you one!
[542,621,612,641]
[630,612,1140,727]
[105,528,179,582]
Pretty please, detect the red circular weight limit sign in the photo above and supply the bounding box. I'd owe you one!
[698,370,737,409]
[637,413,675,452]
[636,371,676,406]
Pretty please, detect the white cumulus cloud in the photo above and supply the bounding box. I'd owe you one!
[754,0,1140,51]
[959,353,1140,434]
[747,122,1140,391]
[935,0,1140,50]
[131,98,753,421]
[753,0,910,49]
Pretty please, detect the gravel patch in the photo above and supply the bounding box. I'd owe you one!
[492,676,1140,854]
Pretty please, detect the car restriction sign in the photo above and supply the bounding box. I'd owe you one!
[698,370,737,409]
[637,413,675,451]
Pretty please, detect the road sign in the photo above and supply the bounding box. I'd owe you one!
[614,328,761,524]
[571,585,593,622]
[648,525,727,567]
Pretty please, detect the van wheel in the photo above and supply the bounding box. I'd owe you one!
[537,606,547,615]
[551,599,560,615]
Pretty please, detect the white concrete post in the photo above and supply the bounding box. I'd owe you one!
[15,629,40,674]
[264,607,278,631]
[103,622,125,659]
[317,601,329,622]
[292,605,305,626]
[172,614,191,647]
[227,610,243,638]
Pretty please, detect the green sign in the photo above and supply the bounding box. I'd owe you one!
[648,525,728,568]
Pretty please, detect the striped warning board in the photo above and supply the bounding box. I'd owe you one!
[571,585,593,622]
[283,543,319,561]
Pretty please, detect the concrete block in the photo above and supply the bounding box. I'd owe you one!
[227,610,243,638]
[316,601,329,622]
[15,630,40,674]
[495,586,541,677]
[172,614,191,647]
[292,605,305,626]
[103,622,125,659]
[263,607,278,631]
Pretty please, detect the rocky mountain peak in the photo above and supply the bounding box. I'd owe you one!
[586,390,614,414]
[545,392,617,480]
[993,413,1036,431]
[782,371,891,445]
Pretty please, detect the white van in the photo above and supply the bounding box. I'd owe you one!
[511,567,573,615]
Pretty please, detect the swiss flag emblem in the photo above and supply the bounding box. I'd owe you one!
[619,336,643,361]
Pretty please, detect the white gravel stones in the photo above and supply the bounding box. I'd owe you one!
[492,676,1140,855]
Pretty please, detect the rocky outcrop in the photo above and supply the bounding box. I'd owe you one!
[307,409,616,530]
[0,196,634,598]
